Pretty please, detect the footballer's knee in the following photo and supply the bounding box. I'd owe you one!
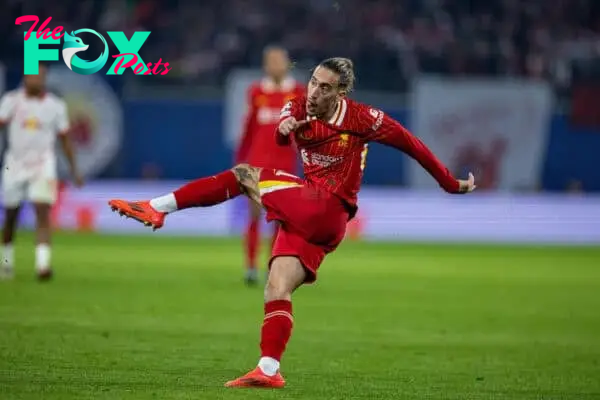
[232,163,261,184]
[264,256,306,302]
[232,163,261,202]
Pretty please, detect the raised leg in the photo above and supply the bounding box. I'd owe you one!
[108,164,263,230]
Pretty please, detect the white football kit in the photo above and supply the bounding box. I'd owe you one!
[0,89,69,208]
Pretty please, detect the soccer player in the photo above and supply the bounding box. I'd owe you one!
[236,46,304,285]
[108,57,476,388]
[0,63,83,280]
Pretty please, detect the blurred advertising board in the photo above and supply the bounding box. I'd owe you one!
[410,77,554,191]
[1,182,598,245]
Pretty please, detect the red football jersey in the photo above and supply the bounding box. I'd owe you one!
[236,77,305,173]
[277,95,460,216]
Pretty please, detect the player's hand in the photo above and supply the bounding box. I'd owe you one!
[458,172,476,193]
[278,117,309,136]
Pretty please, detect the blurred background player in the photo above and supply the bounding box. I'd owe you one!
[0,63,83,280]
[235,46,304,285]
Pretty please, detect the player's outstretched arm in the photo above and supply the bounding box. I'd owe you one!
[364,109,475,194]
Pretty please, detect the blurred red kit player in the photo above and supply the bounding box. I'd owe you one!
[235,46,304,284]
[108,57,476,389]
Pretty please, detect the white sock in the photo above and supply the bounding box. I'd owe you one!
[149,193,177,213]
[258,357,280,376]
[35,244,51,271]
[2,244,14,268]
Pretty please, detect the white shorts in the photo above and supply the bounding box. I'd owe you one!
[1,159,58,208]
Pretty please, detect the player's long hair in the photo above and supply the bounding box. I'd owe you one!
[318,57,355,94]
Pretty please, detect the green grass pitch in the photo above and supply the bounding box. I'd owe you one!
[1,231,599,399]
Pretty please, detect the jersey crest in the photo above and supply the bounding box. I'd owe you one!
[22,117,41,131]
[339,133,349,146]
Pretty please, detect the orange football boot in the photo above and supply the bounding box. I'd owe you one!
[108,199,165,230]
[224,367,286,388]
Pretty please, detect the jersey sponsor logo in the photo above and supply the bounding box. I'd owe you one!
[300,148,343,167]
[369,108,384,131]
[47,67,122,179]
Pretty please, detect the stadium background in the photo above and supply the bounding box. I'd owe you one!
[1,0,600,244]
[1,1,599,399]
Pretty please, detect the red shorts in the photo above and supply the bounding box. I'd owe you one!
[259,169,349,283]
[249,160,297,175]
[246,153,297,175]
